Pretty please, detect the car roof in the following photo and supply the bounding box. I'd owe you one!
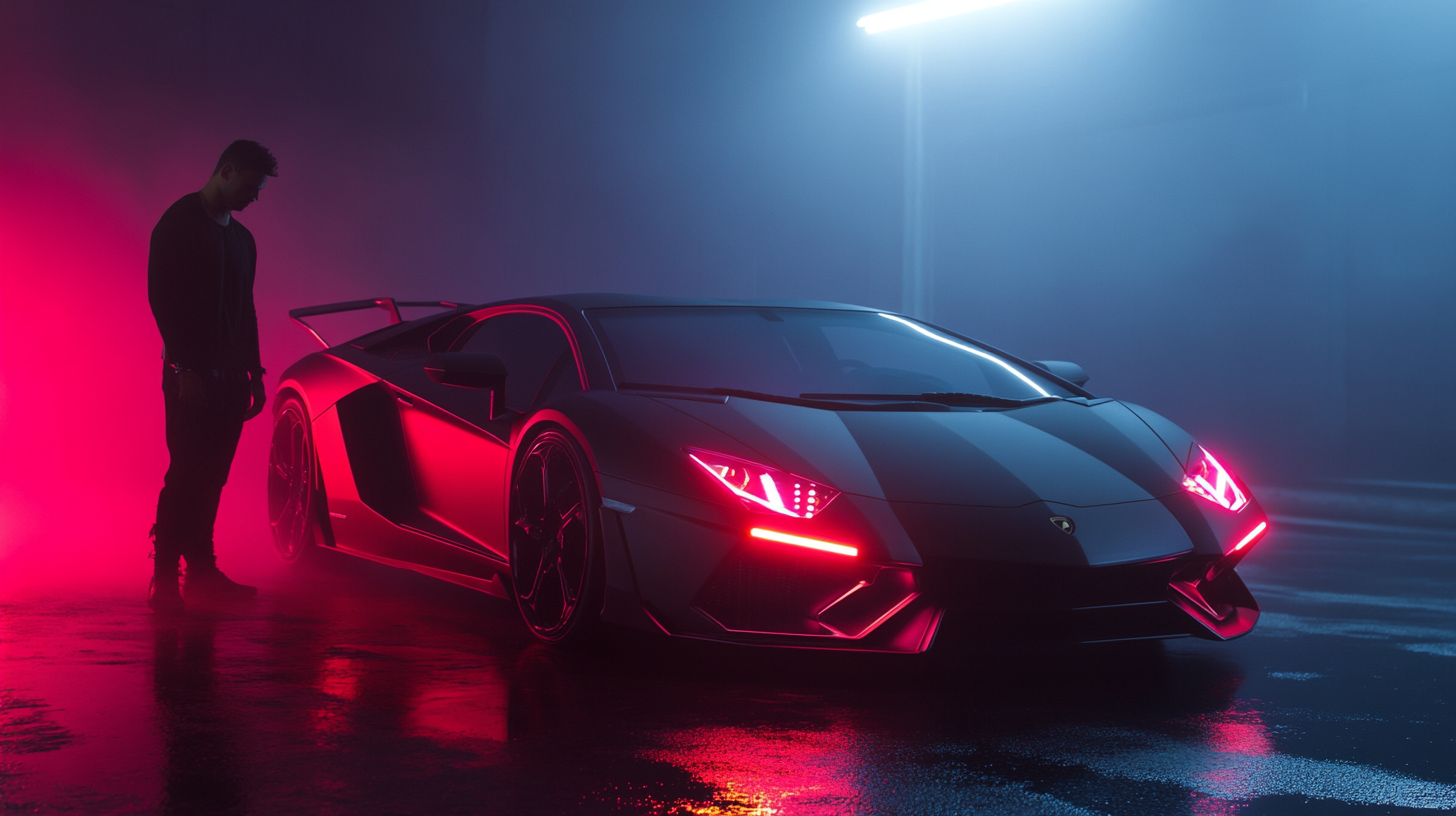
[464,293,886,314]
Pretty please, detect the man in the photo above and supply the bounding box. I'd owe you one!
[147,139,276,614]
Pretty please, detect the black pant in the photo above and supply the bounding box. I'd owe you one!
[154,364,250,573]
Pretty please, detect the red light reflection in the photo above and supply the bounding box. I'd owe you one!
[304,645,508,748]
[638,725,864,815]
[1185,703,1276,810]
[1199,707,1275,757]
[308,655,363,739]
[401,665,508,744]
[1190,790,1248,816]
[317,656,363,701]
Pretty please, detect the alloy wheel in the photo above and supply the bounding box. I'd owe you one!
[510,430,597,642]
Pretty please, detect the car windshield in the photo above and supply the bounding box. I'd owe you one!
[586,307,1075,403]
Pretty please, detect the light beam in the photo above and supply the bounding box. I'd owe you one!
[857,0,1027,34]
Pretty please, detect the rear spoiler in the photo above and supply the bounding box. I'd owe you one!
[289,297,461,348]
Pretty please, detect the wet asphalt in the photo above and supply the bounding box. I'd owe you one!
[2,498,1454,815]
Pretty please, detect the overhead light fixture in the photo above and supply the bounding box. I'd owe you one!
[857,0,1027,34]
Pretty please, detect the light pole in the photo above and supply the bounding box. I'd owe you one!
[858,0,1029,319]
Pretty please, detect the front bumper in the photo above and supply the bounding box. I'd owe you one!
[921,552,1259,646]
[604,487,1263,652]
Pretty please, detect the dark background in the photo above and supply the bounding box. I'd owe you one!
[2,0,1454,587]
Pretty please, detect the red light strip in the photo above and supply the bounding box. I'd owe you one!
[1233,521,1268,551]
[749,528,858,557]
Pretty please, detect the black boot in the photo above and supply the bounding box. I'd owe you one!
[184,557,258,602]
[149,569,187,614]
[149,529,186,614]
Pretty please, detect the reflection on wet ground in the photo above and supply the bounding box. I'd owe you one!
[2,521,1454,814]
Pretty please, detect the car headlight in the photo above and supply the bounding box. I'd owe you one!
[1182,446,1250,512]
[686,448,841,519]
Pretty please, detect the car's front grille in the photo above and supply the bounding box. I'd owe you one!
[919,554,1193,610]
[918,554,1205,643]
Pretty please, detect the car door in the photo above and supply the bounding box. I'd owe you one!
[394,309,585,560]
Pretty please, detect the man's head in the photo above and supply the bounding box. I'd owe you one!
[211,139,277,212]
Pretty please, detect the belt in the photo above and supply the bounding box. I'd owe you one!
[164,362,255,381]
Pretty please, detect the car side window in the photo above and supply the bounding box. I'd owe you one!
[456,313,581,412]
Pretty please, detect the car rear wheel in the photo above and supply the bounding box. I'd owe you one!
[509,427,603,644]
[268,396,319,564]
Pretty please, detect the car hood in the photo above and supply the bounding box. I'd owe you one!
[660,397,1188,508]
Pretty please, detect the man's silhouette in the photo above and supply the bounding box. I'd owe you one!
[147,140,276,614]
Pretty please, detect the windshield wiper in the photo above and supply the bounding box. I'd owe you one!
[800,392,1060,407]
[622,384,1056,408]
[619,383,948,410]
[620,383,790,402]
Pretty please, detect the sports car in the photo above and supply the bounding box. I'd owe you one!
[268,294,1269,651]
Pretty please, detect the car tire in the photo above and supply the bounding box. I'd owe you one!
[268,395,322,564]
[509,426,604,645]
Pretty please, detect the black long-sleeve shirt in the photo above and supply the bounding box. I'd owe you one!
[147,193,261,372]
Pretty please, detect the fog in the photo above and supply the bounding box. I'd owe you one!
[2,0,1453,588]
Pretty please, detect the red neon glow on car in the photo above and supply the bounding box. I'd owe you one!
[1182,446,1250,512]
[687,448,839,518]
[1233,521,1268,551]
[749,528,858,557]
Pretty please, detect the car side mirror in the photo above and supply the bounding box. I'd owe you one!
[425,352,508,419]
[1033,360,1090,387]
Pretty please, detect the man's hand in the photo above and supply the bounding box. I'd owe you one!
[177,370,209,406]
[244,371,267,420]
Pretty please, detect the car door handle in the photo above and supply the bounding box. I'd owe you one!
[394,392,414,407]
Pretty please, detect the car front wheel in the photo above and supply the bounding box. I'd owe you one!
[509,427,603,644]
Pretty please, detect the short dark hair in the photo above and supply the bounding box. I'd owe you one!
[214,139,278,177]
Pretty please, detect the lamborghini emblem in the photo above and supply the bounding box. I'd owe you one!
[1050,516,1075,535]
